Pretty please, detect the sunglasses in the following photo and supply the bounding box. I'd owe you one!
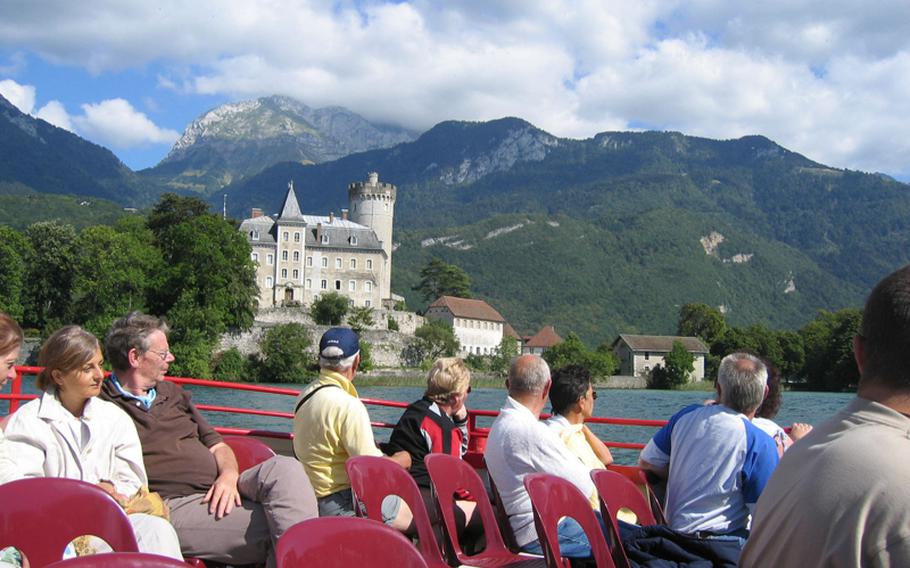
[591,390,598,400]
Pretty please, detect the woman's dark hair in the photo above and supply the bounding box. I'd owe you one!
[548,365,592,416]
[0,312,24,356]
[36,326,100,391]
[754,358,782,419]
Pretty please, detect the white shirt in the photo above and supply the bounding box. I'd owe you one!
[3,390,148,496]
[485,396,597,547]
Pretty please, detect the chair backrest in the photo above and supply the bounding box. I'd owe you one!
[345,455,447,567]
[423,453,515,560]
[222,435,276,473]
[46,552,189,567]
[0,477,139,567]
[276,516,429,568]
[590,469,657,527]
[486,467,522,552]
[523,473,615,568]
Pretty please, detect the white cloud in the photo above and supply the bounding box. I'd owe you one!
[0,79,35,113]
[35,100,74,131]
[2,1,910,175]
[73,98,179,148]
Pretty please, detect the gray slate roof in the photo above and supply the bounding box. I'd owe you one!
[614,334,709,354]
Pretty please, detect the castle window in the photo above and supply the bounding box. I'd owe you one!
[266,276,273,288]
[293,269,299,279]
[250,230,260,241]
[321,234,329,244]
[320,279,327,290]
[335,258,342,269]
[366,259,373,270]
[349,280,356,292]
[294,232,300,242]
[282,251,288,261]
[251,252,259,262]
[306,279,312,289]
[365,281,372,293]
[267,254,274,265]
[306,256,313,267]
[349,236,358,246]
[293,251,300,262]
[321,257,328,268]
[350,259,356,269]
[335,280,341,290]
[281,269,288,278]
[365,299,372,307]
[283,232,289,242]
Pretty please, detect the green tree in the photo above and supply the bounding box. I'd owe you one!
[489,335,519,377]
[310,292,350,325]
[347,306,375,333]
[147,193,210,238]
[413,258,472,303]
[0,226,31,320]
[678,303,727,345]
[212,347,249,382]
[70,225,162,336]
[23,221,77,330]
[799,308,861,391]
[664,340,695,385]
[167,327,215,379]
[258,323,313,383]
[405,319,460,366]
[358,340,375,372]
[544,333,618,379]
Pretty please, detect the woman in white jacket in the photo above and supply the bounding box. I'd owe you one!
[2,325,182,561]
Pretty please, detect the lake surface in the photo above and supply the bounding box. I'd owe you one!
[5,379,855,465]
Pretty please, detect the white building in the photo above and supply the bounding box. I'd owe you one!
[611,334,709,381]
[425,296,506,357]
[239,173,396,309]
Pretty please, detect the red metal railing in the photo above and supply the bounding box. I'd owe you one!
[2,366,665,451]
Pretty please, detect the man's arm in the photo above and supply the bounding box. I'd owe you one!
[203,442,242,519]
[638,456,669,480]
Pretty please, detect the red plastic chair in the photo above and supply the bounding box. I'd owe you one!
[590,469,657,527]
[523,473,616,568]
[424,454,546,568]
[222,435,276,473]
[0,477,139,567]
[276,517,428,568]
[486,468,522,552]
[345,455,449,568]
[46,552,189,567]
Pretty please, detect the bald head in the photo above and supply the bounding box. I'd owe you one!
[508,354,551,396]
[717,352,768,414]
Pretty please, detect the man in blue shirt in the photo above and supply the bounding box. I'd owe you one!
[639,352,778,542]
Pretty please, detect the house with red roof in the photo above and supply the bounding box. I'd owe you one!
[425,296,507,357]
[521,325,563,355]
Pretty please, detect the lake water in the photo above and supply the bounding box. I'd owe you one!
[5,379,855,465]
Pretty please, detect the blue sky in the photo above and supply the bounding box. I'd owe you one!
[2,1,910,179]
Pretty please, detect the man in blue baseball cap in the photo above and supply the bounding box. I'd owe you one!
[292,327,413,530]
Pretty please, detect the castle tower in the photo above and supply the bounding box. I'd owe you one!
[348,172,396,301]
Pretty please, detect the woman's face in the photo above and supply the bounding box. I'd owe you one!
[53,348,105,402]
[0,346,20,388]
[579,384,596,419]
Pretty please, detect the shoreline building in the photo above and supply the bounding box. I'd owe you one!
[425,296,507,357]
[239,172,396,309]
[611,334,709,381]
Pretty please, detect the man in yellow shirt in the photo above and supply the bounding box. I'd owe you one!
[292,327,412,530]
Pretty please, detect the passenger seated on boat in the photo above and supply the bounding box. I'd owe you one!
[292,327,413,532]
[2,324,183,561]
[0,312,23,485]
[382,357,481,537]
[544,364,613,470]
[741,264,910,568]
[638,352,778,546]
[99,312,318,568]
[485,354,608,560]
[750,356,812,457]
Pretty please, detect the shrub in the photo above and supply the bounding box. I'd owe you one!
[212,347,248,382]
[310,292,349,325]
[258,323,313,383]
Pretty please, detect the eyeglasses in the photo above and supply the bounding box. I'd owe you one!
[146,349,171,361]
[467,386,472,394]
[591,390,598,400]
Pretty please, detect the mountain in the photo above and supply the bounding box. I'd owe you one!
[219,119,910,343]
[140,95,417,195]
[0,93,155,206]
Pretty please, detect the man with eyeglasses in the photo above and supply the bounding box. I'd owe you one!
[100,311,318,567]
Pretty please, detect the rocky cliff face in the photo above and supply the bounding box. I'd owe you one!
[144,95,417,195]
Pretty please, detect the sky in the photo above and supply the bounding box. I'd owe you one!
[2,1,910,179]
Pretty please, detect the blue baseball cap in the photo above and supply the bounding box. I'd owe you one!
[319,327,360,359]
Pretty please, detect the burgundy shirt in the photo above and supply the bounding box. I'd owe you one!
[100,378,222,499]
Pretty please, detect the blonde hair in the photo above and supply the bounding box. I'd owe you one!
[424,357,471,404]
[0,312,23,357]
[36,326,100,391]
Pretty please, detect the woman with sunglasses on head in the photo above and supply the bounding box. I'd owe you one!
[546,364,614,469]
[382,357,480,537]
[2,325,182,561]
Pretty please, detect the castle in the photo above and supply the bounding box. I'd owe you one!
[239,172,396,309]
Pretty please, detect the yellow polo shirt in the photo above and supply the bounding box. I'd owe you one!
[292,370,382,497]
